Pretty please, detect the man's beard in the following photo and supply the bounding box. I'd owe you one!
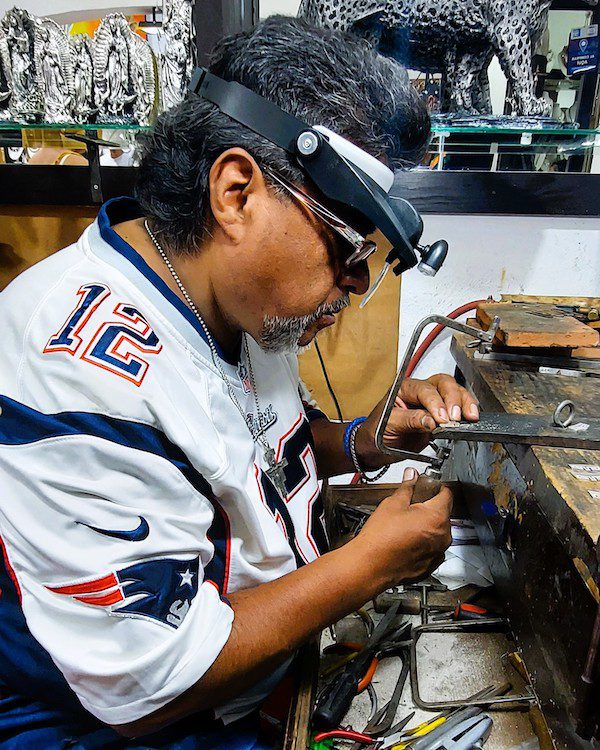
[258,294,350,354]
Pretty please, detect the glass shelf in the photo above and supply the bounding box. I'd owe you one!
[427,124,599,172]
[431,125,599,136]
[0,122,151,131]
[1,122,597,173]
[1,121,596,136]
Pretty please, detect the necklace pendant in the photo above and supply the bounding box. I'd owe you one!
[264,446,289,500]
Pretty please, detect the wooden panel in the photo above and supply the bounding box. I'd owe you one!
[390,171,600,217]
[451,336,600,743]
[0,205,96,291]
[283,641,320,750]
[298,233,400,420]
[476,302,600,349]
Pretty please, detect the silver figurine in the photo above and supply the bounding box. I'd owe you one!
[0,23,12,120]
[2,7,41,123]
[159,0,195,112]
[130,30,158,126]
[93,14,157,125]
[70,33,95,124]
[93,14,136,123]
[35,18,74,124]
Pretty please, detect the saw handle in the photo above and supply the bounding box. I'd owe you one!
[411,474,444,504]
[411,476,463,516]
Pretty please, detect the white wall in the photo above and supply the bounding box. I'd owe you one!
[398,215,600,378]
[260,0,299,17]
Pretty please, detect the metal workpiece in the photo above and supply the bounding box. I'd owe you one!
[431,410,600,451]
[375,314,500,465]
[410,619,537,711]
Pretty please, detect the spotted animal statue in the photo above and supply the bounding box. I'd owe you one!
[299,0,596,116]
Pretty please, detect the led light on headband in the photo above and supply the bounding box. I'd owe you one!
[189,68,448,300]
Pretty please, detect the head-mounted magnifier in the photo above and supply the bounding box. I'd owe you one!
[189,68,448,300]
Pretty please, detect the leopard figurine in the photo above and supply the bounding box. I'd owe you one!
[299,0,596,116]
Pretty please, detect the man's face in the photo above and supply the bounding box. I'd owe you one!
[249,183,370,353]
[207,152,371,353]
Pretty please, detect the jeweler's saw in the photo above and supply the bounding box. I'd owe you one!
[374,314,600,501]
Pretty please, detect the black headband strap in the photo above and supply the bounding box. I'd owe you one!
[191,68,310,153]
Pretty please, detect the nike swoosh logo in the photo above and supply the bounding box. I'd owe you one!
[78,516,150,542]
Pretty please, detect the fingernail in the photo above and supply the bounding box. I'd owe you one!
[451,405,461,421]
[422,415,436,430]
[438,408,448,422]
[403,467,416,481]
[469,404,479,418]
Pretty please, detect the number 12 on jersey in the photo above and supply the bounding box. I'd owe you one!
[44,284,162,387]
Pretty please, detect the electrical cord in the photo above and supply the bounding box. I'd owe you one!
[314,339,344,422]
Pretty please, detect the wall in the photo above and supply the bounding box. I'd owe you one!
[399,215,600,379]
[260,0,299,17]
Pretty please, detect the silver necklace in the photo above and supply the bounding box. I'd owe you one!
[144,220,289,500]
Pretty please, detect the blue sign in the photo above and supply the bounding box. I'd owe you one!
[567,25,599,76]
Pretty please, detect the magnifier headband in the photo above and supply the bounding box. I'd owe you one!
[189,67,423,274]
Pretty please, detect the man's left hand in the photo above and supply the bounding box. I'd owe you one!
[356,374,479,469]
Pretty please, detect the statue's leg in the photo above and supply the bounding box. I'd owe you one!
[442,47,457,113]
[473,56,493,115]
[451,51,482,113]
[464,51,493,115]
[489,19,551,116]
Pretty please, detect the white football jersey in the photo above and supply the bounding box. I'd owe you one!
[0,197,328,729]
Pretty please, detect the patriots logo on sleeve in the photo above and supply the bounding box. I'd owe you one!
[47,557,200,629]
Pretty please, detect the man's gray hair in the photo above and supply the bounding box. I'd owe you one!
[136,16,429,256]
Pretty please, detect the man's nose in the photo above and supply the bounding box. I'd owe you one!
[337,260,370,296]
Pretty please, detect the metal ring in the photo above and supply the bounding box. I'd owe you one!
[553,400,575,428]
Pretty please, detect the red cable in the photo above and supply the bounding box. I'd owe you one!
[349,300,487,485]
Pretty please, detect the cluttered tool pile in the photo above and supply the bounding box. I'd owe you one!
[309,517,538,750]
[304,297,600,750]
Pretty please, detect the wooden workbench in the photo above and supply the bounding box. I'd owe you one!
[450,333,600,750]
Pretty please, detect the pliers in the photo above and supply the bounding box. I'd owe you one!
[380,711,493,750]
[314,711,416,748]
[313,728,375,744]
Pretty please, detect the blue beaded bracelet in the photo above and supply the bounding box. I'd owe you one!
[343,416,367,459]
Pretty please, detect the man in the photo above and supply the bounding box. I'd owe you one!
[0,17,478,749]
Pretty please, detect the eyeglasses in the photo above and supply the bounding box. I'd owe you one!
[265,169,377,268]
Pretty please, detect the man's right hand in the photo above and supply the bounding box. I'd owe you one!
[355,468,452,587]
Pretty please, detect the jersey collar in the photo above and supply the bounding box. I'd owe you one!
[94,197,240,367]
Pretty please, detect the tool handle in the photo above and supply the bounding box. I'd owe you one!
[312,670,362,729]
[411,477,463,507]
[453,604,490,621]
[411,474,443,504]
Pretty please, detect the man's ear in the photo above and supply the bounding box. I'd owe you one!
[208,148,269,244]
